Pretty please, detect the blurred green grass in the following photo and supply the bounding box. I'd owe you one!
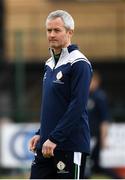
[0,174,111,179]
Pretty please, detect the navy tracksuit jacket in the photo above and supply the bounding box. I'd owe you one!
[36,44,93,154]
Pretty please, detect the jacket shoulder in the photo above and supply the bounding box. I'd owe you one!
[69,50,91,66]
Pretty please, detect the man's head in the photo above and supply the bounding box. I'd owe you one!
[90,71,102,92]
[45,10,75,54]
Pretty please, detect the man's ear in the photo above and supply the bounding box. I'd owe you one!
[69,29,74,37]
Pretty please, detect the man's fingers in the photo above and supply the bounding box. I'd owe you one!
[29,140,33,151]
[29,135,40,152]
[42,139,56,158]
[29,139,37,151]
[32,140,37,149]
[42,145,49,156]
[42,145,54,157]
[50,148,54,156]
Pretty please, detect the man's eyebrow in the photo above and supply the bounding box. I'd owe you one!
[47,27,61,31]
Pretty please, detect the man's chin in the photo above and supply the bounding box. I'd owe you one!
[49,43,57,48]
[49,45,59,49]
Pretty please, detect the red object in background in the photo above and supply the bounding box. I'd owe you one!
[113,167,125,178]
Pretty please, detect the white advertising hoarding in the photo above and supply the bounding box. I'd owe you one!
[0,122,125,168]
[100,123,125,168]
[0,122,39,168]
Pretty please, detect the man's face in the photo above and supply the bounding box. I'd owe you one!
[46,17,73,53]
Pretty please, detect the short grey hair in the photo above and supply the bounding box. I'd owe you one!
[46,10,75,30]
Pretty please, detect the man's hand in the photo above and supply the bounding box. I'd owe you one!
[29,135,40,152]
[42,139,57,158]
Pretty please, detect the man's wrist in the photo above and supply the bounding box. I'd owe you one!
[49,136,58,145]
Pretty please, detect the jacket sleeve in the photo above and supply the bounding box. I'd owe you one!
[35,129,40,135]
[49,60,93,144]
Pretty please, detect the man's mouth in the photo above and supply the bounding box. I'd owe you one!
[49,39,57,42]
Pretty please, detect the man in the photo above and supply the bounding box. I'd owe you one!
[29,10,92,179]
[87,72,109,176]
[86,72,121,179]
[88,72,109,153]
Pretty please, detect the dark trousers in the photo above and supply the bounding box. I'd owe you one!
[30,149,87,179]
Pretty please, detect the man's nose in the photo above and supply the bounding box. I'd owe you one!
[50,30,56,37]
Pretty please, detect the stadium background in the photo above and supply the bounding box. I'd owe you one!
[0,0,125,178]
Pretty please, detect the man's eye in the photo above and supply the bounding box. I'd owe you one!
[54,29,60,32]
[47,29,52,32]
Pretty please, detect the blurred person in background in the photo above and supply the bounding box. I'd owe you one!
[28,10,92,179]
[85,71,121,179]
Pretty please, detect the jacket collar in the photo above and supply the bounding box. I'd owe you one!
[48,44,79,69]
[49,44,79,58]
